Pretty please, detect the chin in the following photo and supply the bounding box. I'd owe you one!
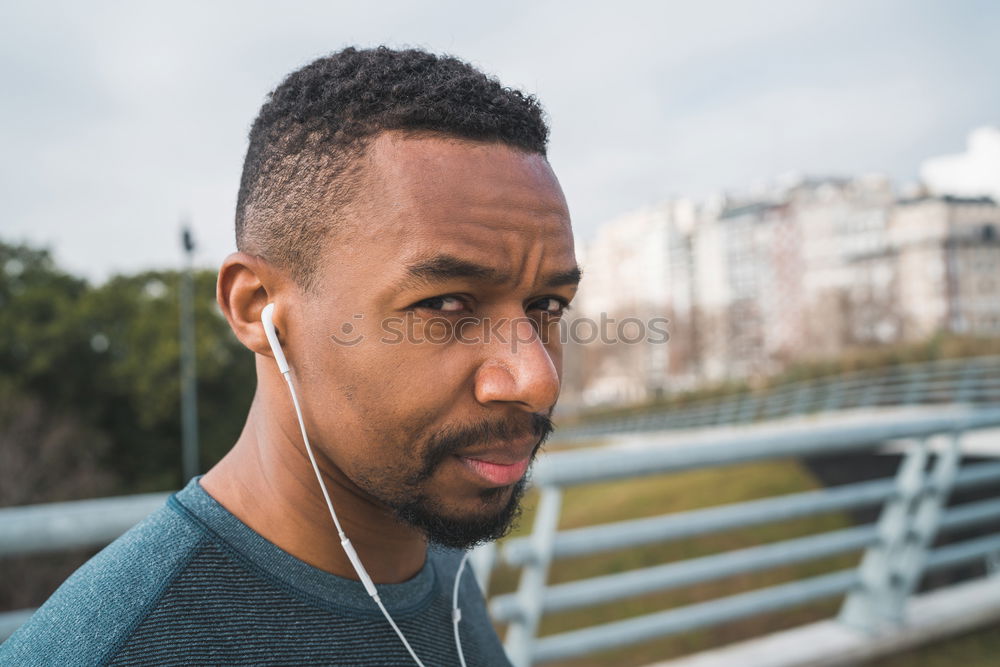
[394,478,528,550]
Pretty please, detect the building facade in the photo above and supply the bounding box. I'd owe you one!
[569,176,1000,409]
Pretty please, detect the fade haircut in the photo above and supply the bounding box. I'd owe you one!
[235,46,550,292]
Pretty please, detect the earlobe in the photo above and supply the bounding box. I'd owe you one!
[216,252,282,358]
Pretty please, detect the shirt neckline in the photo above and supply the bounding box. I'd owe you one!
[169,476,438,616]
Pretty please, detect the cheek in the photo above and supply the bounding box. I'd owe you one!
[310,340,476,448]
[376,336,479,394]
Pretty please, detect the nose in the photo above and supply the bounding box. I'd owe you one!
[473,315,560,413]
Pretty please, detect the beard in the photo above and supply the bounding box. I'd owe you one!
[392,476,530,550]
[356,412,554,550]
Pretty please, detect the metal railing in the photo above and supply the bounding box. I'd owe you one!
[0,493,170,559]
[3,408,1000,664]
[0,493,170,639]
[487,406,1000,665]
[559,355,1000,440]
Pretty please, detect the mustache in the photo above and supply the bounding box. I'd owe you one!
[413,413,555,483]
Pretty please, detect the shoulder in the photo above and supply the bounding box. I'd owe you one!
[0,497,205,667]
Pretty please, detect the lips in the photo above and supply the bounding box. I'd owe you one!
[455,434,538,487]
[458,455,532,487]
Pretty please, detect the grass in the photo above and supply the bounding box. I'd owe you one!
[868,624,1000,666]
[486,459,862,666]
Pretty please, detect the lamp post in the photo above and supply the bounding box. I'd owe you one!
[179,223,199,482]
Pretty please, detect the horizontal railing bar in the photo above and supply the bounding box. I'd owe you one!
[530,570,859,663]
[494,526,873,620]
[9,463,988,566]
[495,462,1000,642]
[938,498,1000,534]
[800,384,999,403]
[0,609,34,641]
[534,408,1000,487]
[610,392,989,422]
[0,493,170,557]
[628,362,1000,408]
[555,357,1000,437]
[924,533,1000,573]
[562,383,1000,436]
[496,498,1000,623]
[952,461,1000,491]
[503,477,895,566]
[848,378,1000,393]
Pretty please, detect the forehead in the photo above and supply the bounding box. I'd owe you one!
[335,134,575,284]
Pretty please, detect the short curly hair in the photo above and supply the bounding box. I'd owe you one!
[235,46,550,292]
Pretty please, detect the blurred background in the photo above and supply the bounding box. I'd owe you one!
[2,1,999,665]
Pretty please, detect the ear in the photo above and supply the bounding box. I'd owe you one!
[216,252,290,358]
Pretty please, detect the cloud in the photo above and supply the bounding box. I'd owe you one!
[0,0,997,280]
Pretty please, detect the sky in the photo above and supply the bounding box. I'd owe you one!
[2,0,999,282]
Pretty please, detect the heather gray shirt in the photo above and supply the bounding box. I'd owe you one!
[1,477,511,666]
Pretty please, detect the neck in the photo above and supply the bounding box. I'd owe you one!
[201,378,428,584]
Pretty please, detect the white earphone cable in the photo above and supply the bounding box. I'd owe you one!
[452,551,471,667]
[281,370,427,667]
[263,303,470,666]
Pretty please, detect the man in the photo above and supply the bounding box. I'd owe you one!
[1,46,579,665]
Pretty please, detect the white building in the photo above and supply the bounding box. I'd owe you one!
[890,195,1000,340]
[565,132,1000,411]
[792,176,896,356]
[573,202,695,405]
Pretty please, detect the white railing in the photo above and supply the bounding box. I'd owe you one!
[3,407,1000,665]
[560,356,1000,440]
[490,406,1000,665]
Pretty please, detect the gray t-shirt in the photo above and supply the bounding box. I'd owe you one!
[1,477,511,666]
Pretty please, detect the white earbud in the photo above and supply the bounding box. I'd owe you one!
[260,303,289,374]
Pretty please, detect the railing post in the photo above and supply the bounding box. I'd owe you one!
[790,380,813,416]
[711,397,725,426]
[822,380,845,413]
[859,379,880,409]
[838,431,962,630]
[737,393,757,423]
[891,431,962,601]
[839,437,927,631]
[762,389,788,420]
[986,550,1000,576]
[900,365,921,406]
[504,485,563,667]
[954,363,979,405]
[469,541,497,597]
[716,396,739,425]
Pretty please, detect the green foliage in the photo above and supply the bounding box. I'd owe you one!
[0,239,255,497]
[0,243,92,411]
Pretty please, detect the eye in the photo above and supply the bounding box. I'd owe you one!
[529,296,571,316]
[412,295,469,314]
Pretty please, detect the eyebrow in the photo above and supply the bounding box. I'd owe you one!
[398,255,582,289]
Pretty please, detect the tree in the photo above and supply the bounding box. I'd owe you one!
[0,239,256,497]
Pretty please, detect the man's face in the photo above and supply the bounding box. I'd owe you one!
[288,133,578,548]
